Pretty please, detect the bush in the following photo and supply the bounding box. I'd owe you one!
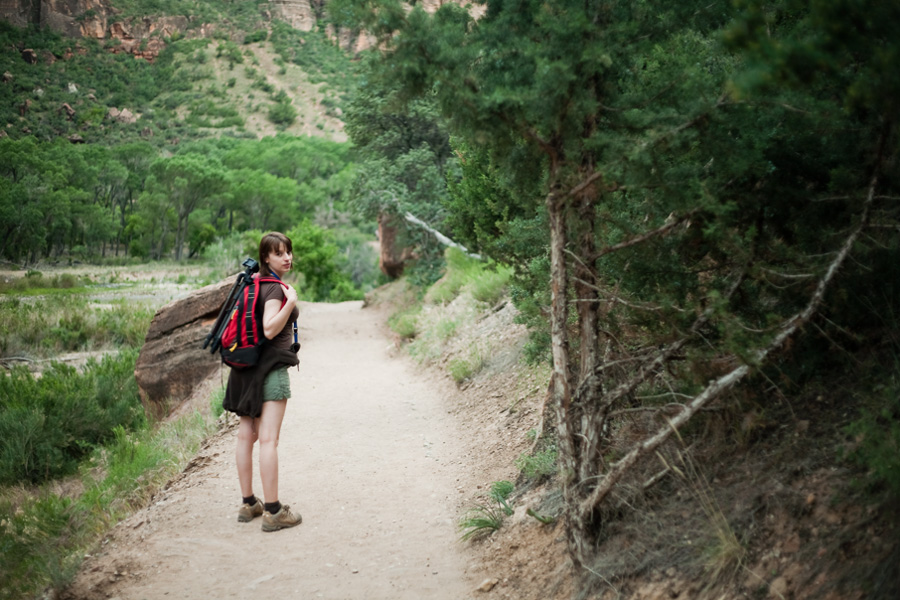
[425,248,510,306]
[268,101,297,127]
[845,381,900,498]
[388,307,420,339]
[515,444,558,479]
[243,29,267,44]
[0,350,145,485]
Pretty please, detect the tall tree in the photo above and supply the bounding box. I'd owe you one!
[146,153,228,261]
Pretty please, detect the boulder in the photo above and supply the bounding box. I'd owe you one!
[107,107,138,124]
[134,277,235,416]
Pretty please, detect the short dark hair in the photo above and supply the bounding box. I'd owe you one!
[258,231,293,276]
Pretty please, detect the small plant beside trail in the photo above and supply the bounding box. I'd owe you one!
[460,481,516,541]
[660,441,746,584]
[425,248,511,307]
[448,342,486,383]
[516,443,559,480]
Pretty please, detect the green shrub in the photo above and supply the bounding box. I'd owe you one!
[0,297,152,357]
[0,350,145,485]
[845,381,900,498]
[243,29,267,44]
[515,444,558,479]
[425,248,511,306]
[469,266,511,305]
[388,307,420,339]
[0,410,215,600]
[459,502,505,541]
[268,101,297,127]
[459,481,515,541]
[490,480,515,516]
[448,344,485,383]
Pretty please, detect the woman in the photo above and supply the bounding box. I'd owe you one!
[223,231,303,532]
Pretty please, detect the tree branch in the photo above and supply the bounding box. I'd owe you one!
[577,162,880,520]
[403,212,482,260]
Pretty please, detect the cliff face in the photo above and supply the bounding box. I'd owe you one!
[0,0,112,37]
[0,0,210,61]
[266,0,317,32]
[0,0,481,59]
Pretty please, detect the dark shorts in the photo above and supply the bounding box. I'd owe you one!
[262,367,291,401]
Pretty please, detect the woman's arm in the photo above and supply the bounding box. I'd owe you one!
[262,284,297,340]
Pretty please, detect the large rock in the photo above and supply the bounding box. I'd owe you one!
[134,277,236,416]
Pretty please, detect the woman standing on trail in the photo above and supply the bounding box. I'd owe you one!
[223,231,303,532]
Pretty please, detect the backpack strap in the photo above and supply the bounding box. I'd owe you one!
[256,276,299,351]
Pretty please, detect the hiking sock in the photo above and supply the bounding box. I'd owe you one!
[242,495,257,506]
[265,501,282,515]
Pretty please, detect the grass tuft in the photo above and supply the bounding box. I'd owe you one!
[459,480,516,541]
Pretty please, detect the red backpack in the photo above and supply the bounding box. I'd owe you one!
[218,276,287,369]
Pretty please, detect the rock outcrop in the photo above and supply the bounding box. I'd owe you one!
[268,0,317,32]
[134,277,234,416]
[377,213,413,279]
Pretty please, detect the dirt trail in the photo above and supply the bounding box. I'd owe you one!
[67,301,483,600]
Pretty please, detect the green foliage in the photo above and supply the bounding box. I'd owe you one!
[490,480,515,516]
[845,378,900,498]
[0,350,145,485]
[0,294,153,357]
[459,480,515,540]
[448,343,486,384]
[0,410,215,599]
[425,248,511,306]
[516,444,558,480]
[269,21,356,89]
[0,19,371,271]
[287,220,363,302]
[388,306,420,339]
[243,30,267,44]
[268,100,297,127]
[459,502,506,541]
[210,386,225,418]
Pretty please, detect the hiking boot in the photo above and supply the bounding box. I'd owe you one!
[261,504,302,532]
[237,499,264,523]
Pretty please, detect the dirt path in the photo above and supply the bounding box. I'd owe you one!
[67,301,483,600]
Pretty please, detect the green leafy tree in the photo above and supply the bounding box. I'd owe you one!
[343,62,456,282]
[287,220,361,301]
[146,153,228,260]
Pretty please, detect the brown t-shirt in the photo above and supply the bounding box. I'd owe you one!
[259,280,299,350]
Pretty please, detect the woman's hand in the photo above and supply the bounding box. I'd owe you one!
[283,284,298,307]
[263,285,297,340]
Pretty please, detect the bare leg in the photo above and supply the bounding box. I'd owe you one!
[236,416,259,498]
[258,399,287,504]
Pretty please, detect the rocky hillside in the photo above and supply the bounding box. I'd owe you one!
[0,0,374,59]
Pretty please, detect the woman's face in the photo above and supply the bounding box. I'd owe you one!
[266,244,292,278]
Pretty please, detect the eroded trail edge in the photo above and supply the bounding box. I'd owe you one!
[67,301,481,600]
